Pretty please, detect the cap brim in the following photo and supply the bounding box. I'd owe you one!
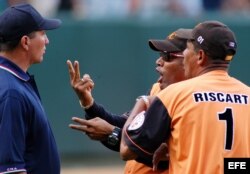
[149,39,182,52]
[40,18,62,30]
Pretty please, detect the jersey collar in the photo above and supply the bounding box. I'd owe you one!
[0,56,30,81]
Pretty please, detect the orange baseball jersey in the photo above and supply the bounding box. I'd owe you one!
[150,83,162,96]
[124,82,168,174]
[124,160,168,174]
[124,70,250,174]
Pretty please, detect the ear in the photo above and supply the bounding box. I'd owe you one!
[20,36,30,51]
[197,50,207,65]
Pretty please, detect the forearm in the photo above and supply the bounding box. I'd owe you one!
[85,102,127,127]
[120,98,148,160]
[120,135,138,160]
[120,96,156,160]
[122,96,150,136]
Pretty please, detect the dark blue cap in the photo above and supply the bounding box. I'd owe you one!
[0,3,61,42]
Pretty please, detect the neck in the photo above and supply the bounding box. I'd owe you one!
[197,63,229,76]
[0,51,29,72]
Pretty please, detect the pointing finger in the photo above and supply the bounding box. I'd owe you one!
[69,124,88,133]
[71,117,92,126]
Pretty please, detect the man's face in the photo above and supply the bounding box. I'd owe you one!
[156,52,186,90]
[27,30,49,65]
[183,41,199,79]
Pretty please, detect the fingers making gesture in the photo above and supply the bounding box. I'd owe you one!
[69,117,115,141]
[67,60,94,108]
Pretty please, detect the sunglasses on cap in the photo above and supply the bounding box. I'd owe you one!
[159,52,184,62]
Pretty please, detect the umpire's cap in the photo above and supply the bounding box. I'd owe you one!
[0,3,61,42]
[149,28,189,53]
[180,20,237,61]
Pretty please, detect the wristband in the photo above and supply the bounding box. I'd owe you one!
[79,98,94,110]
[136,95,149,109]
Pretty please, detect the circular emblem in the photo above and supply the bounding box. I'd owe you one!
[128,111,145,131]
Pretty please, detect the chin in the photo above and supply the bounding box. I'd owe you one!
[39,57,44,62]
[33,58,44,64]
[160,83,165,90]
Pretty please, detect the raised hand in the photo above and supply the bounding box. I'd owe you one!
[67,60,94,107]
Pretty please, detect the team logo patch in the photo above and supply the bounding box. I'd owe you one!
[168,32,176,40]
[128,111,145,131]
[229,42,236,48]
[197,36,204,44]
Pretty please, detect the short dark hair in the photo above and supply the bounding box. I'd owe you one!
[0,31,37,52]
[0,38,21,51]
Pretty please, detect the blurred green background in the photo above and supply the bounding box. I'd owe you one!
[29,15,250,163]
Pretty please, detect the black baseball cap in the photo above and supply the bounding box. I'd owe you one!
[0,3,61,42]
[149,28,189,53]
[181,20,237,61]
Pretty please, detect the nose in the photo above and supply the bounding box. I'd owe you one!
[156,56,164,66]
[45,34,49,45]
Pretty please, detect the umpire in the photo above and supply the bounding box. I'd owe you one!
[0,3,61,174]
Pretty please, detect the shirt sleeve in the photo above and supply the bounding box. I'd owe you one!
[85,101,128,128]
[85,102,128,151]
[124,97,171,163]
[0,94,27,173]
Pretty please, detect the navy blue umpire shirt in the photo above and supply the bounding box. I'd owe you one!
[0,56,60,174]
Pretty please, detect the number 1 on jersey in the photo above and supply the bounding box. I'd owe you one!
[218,108,233,150]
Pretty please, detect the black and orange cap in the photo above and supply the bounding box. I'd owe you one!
[149,28,190,53]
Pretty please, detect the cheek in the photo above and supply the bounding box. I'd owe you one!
[174,63,185,79]
[162,63,174,75]
[183,54,193,77]
[183,50,194,67]
[30,39,44,51]
[183,57,189,69]
[162,63,185,82]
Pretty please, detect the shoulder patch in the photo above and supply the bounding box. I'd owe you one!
[128,111,145,131]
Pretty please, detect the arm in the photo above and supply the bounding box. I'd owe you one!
[0,96,27,174]
[120,97,171,167]
[69,117,122,151]
[67,60,126,151]
[69,117,115,141]
[120,96,150,160]
[67,60,127,127]
[153,143,169,171]
[85,102,128,128]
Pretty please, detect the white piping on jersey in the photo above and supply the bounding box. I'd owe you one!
[0,64,27,81]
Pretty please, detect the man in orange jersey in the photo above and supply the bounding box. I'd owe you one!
[120,20,250,174]
[67,28,188,173]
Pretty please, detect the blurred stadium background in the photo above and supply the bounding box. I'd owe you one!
[1,0,250,173]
